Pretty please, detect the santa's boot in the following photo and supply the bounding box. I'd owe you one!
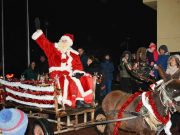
[76,100,91,108]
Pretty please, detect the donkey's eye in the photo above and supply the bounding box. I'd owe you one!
[174,89,177,92]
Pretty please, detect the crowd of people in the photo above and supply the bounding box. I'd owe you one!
[20,35,180,105]
[0,30,179,135]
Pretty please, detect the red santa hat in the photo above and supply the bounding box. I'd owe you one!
[60,33,74,46]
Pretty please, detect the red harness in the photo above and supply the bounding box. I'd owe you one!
[113,91,170,135]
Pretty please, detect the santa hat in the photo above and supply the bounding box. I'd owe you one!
[59,33,74,46]
[149,42,158,61]
[0,108,28,135]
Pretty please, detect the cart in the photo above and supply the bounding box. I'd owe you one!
[0,78,105,135]
[0,78,138,135]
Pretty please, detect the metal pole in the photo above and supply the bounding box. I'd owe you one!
[26,0,30,67]
[1,0,5,78]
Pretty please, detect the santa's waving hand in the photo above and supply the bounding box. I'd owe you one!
[32,29,93,108]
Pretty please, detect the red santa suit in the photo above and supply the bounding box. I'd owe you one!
[32,30,93,107]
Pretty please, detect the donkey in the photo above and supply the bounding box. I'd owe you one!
[102,78,180,135]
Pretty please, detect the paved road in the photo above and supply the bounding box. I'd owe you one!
[61,127,98,135]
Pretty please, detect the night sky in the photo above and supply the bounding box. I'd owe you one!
[0,0,156,77]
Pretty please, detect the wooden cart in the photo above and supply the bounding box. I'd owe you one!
[0,79,105,135]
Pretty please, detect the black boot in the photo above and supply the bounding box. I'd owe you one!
[76,100,91,108]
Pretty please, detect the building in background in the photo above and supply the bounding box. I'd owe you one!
[143,0,180,53]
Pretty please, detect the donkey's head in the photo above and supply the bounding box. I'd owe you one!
[164,79,180,112]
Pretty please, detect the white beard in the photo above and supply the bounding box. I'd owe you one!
[57,42,71,53]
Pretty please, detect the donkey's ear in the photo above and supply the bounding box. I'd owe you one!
[157,65,168,81]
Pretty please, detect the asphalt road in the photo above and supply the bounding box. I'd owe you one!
[61,127,98,135]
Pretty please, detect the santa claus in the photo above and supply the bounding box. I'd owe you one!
[32,29,93,108]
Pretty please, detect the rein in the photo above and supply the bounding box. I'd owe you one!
[113,79,177,135]
[113,92,142,135]
[157,79,177,113]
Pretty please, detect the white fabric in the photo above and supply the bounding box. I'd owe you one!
[0,79,54,92]
[32,29,43,40]
[59,35,73,46]
[142,92,172,135]
[6,87,54,100]
[166,66,179,75]
[6,96,55,108]
[49,66,72,74]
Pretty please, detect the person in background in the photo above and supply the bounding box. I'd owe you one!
[22,61,38,80]
[85,55,105,104]
[37,55,49,75]
[78,47,88,70]
[166,54,180,134]
[156,45,169,79]
[157,45,169,71]
[146,43,159,79]
[165,54,180,79]
[131,53,137,64]
[0,108,28,135]
[146,42,158,67]
[100,54,114,96]
[119,51,132,93]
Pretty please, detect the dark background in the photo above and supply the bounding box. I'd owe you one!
[0,0,156,77]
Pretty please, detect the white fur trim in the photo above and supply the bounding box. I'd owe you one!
[32,29,43,40]
[62,53,66,59]
[0,79,54,92]
[6,96,55,108]
[61,63,66,67]
[68,49,79,55]
[66,50,73,68]
[76,98,84,100]
[83,89,93,97]
[60,36,73,46]
[71,77,92,97]
[49,66,72,75]
[73,70,85,75]
[54,43,58,48]
[63,76,68,99]
[6,87,54,100]
[71,77,84,96]
[58,96,72,106]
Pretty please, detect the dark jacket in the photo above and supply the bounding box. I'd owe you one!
[100,60,114,81]
[85,61,102,75]
[146,49,155,65]
[22,68,38,80]
[37,60,49,75]
[80,53,88,70]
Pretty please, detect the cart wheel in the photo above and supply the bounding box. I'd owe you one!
[32,118,54,135]
[94,107,107,135]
